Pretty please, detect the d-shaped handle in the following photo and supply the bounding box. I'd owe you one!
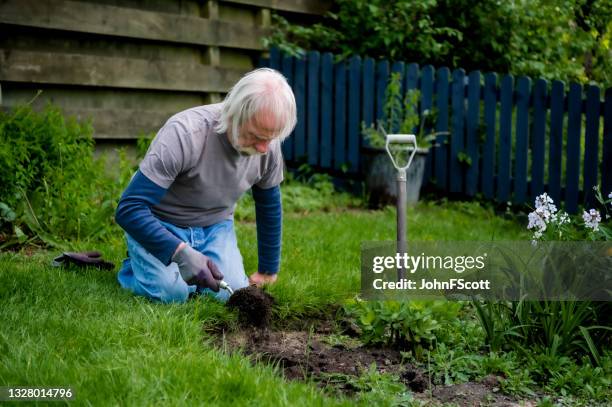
[385,134,418,171]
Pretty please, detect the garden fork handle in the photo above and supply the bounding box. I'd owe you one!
[384,134,417,281]
[385,134,418,173]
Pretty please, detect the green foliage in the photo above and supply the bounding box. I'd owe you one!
[473,191,611,366]
[361,73,448,172]
[268,0,612,87]
[342,299,461,360]
[321,364,416,406]
[266,0,460,62]
[403,308,611,402]
[136,131,155,160]
[0,101,130,247]
[235,164,364,221]
[474,300,610,363]
[362,73,447,152]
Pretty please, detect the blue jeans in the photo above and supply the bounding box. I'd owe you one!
[117,219,249,303]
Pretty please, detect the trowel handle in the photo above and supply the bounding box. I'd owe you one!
[386,134,417,145]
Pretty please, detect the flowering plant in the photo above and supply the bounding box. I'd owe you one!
[527,186,611,243]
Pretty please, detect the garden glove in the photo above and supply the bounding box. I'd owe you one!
[52,251,115,271]
[172,245,223,291]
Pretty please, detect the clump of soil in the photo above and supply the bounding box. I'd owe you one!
[226,286,275,328]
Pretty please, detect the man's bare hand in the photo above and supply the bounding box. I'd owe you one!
[249,272,278,287]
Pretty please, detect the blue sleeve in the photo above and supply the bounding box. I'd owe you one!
[252,184,282,274]
[115,170,183,265]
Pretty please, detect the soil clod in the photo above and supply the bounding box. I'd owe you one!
[226,285,275,328]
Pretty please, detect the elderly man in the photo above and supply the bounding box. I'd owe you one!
[115,68,297,303]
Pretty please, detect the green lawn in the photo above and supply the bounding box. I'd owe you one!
[0,202,529,406]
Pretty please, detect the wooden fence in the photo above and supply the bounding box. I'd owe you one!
[262,48,612,213]
[0,0,330,140]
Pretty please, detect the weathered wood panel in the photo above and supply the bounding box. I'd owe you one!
[1,85,205,111]
[0,1,325,140]
[62,107,175,139]
[0,0,266,50]
[0,49,244,92]
[0,28,201,63]
[221,0,331,15]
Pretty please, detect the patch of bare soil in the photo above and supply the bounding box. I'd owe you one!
[219,326,535,406]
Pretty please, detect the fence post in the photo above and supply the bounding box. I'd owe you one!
[334,60,347,170]
[481,73,497,199]
[549,80,565,203]
[421,65,434,185]
[531,78,547,200]
[294,56,307,161]
[583,85,601,207]
[466,71,481,196]
[497,75,513,203]
[320,53,333,169]
[361,57,376,146]
[565,82,582,213]
[280,54,294,161]
[347,56,362,173]
[450,69,466,193]
[375,60,389,122]
[435,67,450,192]
[307,51,320,166]
[514,76,531,204]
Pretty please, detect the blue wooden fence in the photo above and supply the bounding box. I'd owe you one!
[262,48,612,213]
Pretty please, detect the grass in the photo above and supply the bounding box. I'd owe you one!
[0,201,529,406]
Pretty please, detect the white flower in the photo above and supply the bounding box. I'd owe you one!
[582,209,601,232]
[551,212,570,225]
[557,212,570,225]
[528,194,572,240]
[608,191,612,199]
[535,193,554,210]
[528,211,547,231]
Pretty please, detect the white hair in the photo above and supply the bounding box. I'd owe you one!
[215,68,297,142]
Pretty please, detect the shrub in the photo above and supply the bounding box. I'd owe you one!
[267,0,611,87]
[0,101,129,247]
